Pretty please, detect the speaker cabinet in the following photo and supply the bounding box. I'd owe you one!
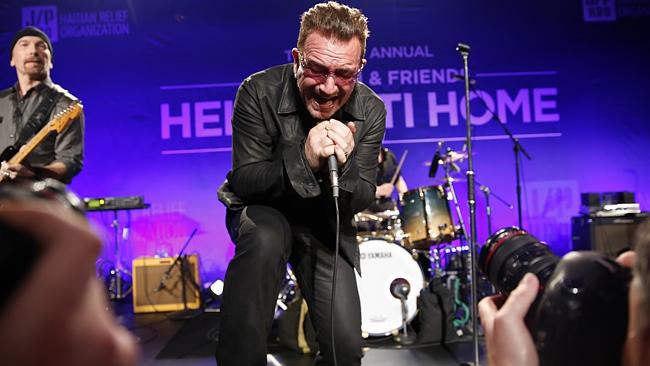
[132,255,201,313]
[571,214,648,257]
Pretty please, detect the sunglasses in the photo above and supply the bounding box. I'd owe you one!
[298,52,362,86]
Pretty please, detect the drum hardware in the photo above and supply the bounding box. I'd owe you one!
[275,265,300,319]
[427,247,443,278]
[409,248,438,281]
[355,211,382,222]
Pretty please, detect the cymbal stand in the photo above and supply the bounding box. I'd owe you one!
[441,148,468,243]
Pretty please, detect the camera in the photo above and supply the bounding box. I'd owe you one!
[479,226,630,366]
[0,179,85,312]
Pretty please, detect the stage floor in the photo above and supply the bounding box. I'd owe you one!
[114,299,486,366]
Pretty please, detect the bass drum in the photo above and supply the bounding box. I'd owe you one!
[356,238,425,336]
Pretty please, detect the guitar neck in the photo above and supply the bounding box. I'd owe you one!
[8,122,55,165]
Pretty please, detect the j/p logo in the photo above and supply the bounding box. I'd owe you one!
[22,6,59,42]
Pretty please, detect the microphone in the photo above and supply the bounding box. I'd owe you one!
[328,154,339,198]
[390,278,411,300]
[456,42,471,53]
[428,141,444,178]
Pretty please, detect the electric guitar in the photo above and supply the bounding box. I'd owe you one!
[0,102,83,183]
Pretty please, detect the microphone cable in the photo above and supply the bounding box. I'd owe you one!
[326,112,343,366]
[330,194,340,366]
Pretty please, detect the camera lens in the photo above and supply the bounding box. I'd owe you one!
[480,226,631,366]
[479,226,559,295]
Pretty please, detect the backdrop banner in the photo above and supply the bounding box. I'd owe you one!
[2,0,648,281]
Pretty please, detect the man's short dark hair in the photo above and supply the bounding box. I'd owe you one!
[297,1,369,60]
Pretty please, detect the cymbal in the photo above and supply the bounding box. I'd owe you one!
[442,150,468,163]
[434,176,466,185]
[424,151,469,166]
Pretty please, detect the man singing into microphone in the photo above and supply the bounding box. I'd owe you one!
[216,2,385,365]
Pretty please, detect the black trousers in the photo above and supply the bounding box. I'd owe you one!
[216,205,363,366]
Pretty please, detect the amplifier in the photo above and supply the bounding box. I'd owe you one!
[132,255,201,313]
[571,214,648,257]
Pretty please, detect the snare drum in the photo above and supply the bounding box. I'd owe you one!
[400,186,455,249]
[355,209,402,242]
[356,238,425,336]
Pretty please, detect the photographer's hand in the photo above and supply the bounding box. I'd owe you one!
[616,250,636,268]
[0,201,138,366]
[479,272,540,366]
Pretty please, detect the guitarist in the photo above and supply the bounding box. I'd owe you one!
[0,26,83,184]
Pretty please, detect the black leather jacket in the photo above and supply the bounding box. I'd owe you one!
[218,63,386,270]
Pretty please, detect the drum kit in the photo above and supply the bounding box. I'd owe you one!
[354,146,475,339]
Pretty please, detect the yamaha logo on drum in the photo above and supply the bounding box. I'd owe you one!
[360,251,393,260]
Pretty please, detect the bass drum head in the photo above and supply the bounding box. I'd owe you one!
[356,238,425,336]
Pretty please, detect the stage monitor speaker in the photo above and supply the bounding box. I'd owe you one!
[571,214,648,257]
[132,255,201,313]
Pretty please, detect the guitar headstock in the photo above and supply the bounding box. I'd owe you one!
[51,102,83,133]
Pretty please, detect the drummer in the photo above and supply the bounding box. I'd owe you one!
[356,146,408,234]
[369,146,408,212]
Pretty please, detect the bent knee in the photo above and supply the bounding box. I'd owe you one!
[236,206,292,258]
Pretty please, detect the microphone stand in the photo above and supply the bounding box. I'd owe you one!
[481,187,492,236]
[391,279,416,345]
[156,228,201,320]
[465,80,532,228]
[477,181,514,236]
[456,42,480,366]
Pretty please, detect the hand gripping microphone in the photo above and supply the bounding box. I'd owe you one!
[327,110,344,198]
[328,155,339,198]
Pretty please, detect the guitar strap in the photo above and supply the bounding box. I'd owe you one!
[15,86,63,147]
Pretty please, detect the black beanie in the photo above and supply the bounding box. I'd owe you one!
[10,26,53,61]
